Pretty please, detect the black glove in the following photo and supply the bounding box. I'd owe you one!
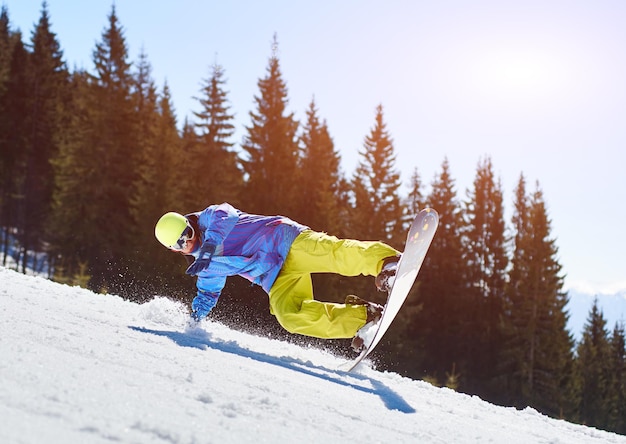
[186,243,216,276]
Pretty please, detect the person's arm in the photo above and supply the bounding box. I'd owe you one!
[186,203,239,276]
[199,202,239,246]
[185,243,215,276]
[190,274,227,321]
[191,291,219,321]
[188,203,239,319]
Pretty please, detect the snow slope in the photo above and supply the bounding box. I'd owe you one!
[1,267,624,444]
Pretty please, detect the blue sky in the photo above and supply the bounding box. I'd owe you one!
[5,0,626,296]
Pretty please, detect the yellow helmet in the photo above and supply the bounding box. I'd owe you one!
[155,212,188,248]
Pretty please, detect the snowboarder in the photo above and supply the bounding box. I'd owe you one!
[154,202,400,350]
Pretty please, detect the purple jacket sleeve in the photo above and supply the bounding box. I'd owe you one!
[189,203,239,319]
[191,289,220,320]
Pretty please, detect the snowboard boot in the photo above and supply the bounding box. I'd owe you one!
[345,295,384,323]
[375,254,401,293]
[347,296,384,352]
[351,320,379,352]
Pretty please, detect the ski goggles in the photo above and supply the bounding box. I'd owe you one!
[171,224,195,251]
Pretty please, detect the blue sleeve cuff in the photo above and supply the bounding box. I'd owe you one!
[191,291,219,320]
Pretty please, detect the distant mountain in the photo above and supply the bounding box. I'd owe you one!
[566,288,626,342]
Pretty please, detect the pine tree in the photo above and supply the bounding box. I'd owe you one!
[0,6,13,97]
[297,98,346,233]
[406,167,425,216]
[575,299,612,428]
[176,118,201,210]
[0,7,7,264]
[498,174,530,404]
[157,83,184,210]
[408,158,469,385]
[380,166,426,372]
[130,52,184,220]
[350,104,404,246]
[20,2,68,273]
[607,321,626,434]
[88,6,138,293]
[463,156,508,395]
[128,57,193,298]
[241,36,299,216]
[50,6,137,294]
[290,98,351,304]
[0,7,22,265]
[502,177,574,417]
[49,70,96,277]
[128,49,163,261]
[0,29,30,270]
[192,62,241,206]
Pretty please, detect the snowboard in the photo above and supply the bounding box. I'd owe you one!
[343,208,439,372]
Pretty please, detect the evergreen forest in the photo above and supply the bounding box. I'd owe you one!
[1,4,624,434]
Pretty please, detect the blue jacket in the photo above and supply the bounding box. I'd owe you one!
[186,203,308,318]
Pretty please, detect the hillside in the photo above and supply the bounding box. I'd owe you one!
[1,267,624,444]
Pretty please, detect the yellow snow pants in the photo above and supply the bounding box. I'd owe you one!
[268,230,399,339]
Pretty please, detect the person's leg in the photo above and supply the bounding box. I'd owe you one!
[269,270,367,338]
[283,230,399,276]
[267,230,399,339]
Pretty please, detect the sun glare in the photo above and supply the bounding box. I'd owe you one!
[493,58,545,89]
[467,49,566,104]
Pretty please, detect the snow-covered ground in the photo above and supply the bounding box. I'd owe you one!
[1,267,624,444]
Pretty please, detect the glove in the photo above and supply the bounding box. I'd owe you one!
[186,243,216,276]
[190,292,219,321]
